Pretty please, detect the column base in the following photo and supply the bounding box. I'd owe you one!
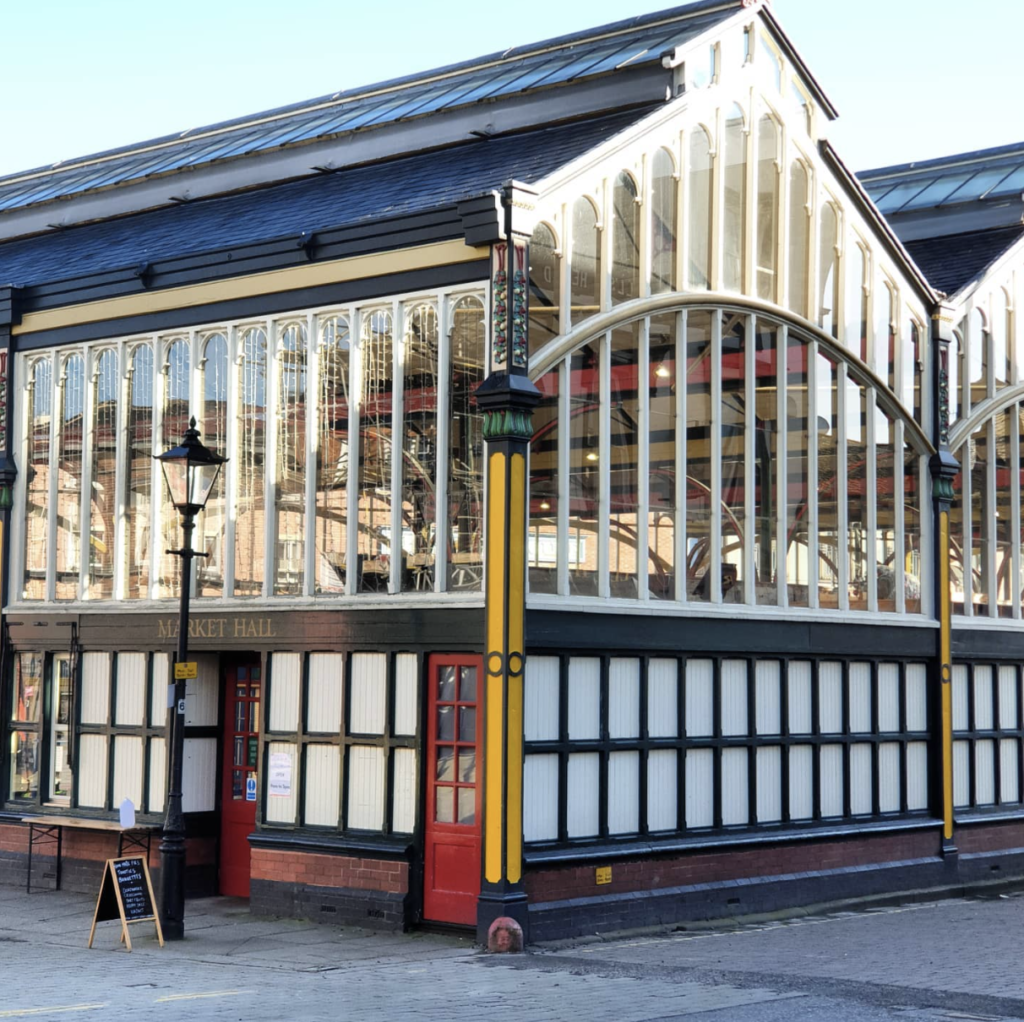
[941,836,959,866]
[476,885,529,945]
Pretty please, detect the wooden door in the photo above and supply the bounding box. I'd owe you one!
[219,661,261,897]
[423,655,483,925]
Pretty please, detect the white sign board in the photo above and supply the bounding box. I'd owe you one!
[119,798,136,829]
[268,753,292,798]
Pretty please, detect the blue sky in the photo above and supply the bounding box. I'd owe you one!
[0,0,1019,178]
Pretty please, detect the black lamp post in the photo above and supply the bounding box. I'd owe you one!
[155,416,227,940]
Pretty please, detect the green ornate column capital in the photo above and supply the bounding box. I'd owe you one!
[476,372,540,442]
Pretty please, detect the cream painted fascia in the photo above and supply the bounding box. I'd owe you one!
[14,239,489,336]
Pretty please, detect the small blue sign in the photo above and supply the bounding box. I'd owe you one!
[245,776,257,802]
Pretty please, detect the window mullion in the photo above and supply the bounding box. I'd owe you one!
[304,312,319,597]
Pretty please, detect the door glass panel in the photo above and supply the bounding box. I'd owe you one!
[458,750,476,782]
[459,707,476,742]
[459,667,477,702]
[436,748,455,782]
[435,786,454,823]
[458,788,476,825]
[234,736,244,766]
[235,704,246,730]
[438,667,456,702]
[438,706,455,741]
[232,770,244,799]
[236,684,246,698]
[250,701,260,732]
[251,666,261,681]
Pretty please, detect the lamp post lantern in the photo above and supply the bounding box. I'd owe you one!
[155,416,227,940]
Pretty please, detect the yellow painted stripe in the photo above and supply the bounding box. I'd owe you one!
[14,240,488,336]
[154,991,251,1003]
[485,450,506,885]
[939,510,954,840]
[0,1006,105,1018]
[506,452,526,883]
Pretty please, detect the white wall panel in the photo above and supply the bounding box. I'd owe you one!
[304,744,340,827]
[151,654,170,727]
[756,746,781,822]
[568,658,600,740]
[788,661,813,735]
[182,737,217,813]
[148,737,166,814]
[907,741,928,810]
[878,742,900,813]
[789,745,814,819]
[1001,739,1020,803]
[269,653,301,732]
[877,664,900,732]
[608,659,640,739]
[953,739,970,807]
[523,754,558,841]
[755,661,781,735]
[81,653,110,725]
[849,663,872,733]
[975,739,996,804]
[350,653,387,735]
[186,654,220,727]
[850,743,872,814]
[115,653,147,727]
[819,662,843,733]
[308,653,344,734]
[393,654,418,737]
[974,666,994,731]
[820,744,844,816]
[647,749,677,831]
[952,665,969,731]
[392,747,418,833]
[566,752,599,837]
[607,751,639,834]
[112,735,143,810]
[77,733,108,808]
[525,656,559,741]
[347,745,385,829]
[685,748,714,828]
[905,664,928,732]
[685,660,714,737]
[1000,667,1019,730]
[721,748,749,825]
[648,659,678,738]
[721,660,748,736]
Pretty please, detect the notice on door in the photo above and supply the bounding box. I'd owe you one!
[268,752,292,798]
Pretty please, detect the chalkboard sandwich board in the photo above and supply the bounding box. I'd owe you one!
[88,855,164,951]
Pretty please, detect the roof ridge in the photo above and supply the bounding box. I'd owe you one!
[859,140,1024,180]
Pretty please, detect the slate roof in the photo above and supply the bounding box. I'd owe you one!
[903,225,1024,297]
[0,0,737,214]
[0,108,654,290]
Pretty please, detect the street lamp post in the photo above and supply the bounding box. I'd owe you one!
[155,416,227,940]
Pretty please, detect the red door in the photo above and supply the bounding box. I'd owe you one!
[423,655,483,925]
[220,661,261,897]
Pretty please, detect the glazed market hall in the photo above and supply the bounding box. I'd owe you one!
[2,0,1024,942]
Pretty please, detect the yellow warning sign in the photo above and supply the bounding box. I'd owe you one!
[595,866,612,885]
[174,662,198,680]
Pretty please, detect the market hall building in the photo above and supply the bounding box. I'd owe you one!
[2,0,1024,942]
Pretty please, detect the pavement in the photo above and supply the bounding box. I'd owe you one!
[3,884,1024,1020]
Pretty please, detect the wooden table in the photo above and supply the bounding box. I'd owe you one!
[22,816,156,893]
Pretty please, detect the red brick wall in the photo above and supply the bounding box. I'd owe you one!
[250,847,408,895]
[957,820,1024,853]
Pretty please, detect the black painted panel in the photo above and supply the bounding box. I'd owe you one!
[953,628,1024,660]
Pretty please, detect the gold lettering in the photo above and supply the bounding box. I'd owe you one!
[217,619,226,638]
[235,619,246,638]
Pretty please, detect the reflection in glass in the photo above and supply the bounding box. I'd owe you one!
[528,223,560,355]
[817,355,841,608]
[88,350,118,599]
[788,162,809,318]
[437,706,455,741]
[876,409,897,612]
[569,342,601,596]
[10,732,39,801]
[688,128,712,290]
[529,368,559,594]
[847,380,869,609]
[236,328,267,595]
[903,441,923,614]
[438,666,456,702]
[754,320,779,604]
[458,750,476,783]
[159,338,190,597]
[721,314,746,598]
[458,788,475,825]
[275,321,308,596]
[436,748,454,782]
[648,313,677,599]
[650,149,677,294]
[756,116,779,303]
[687,311,713,600]
[125,345,153,599]
[610,323,640,597]
[786,334,809,606]
[992,289,1009,385]
[570,198,601,325]
[459,666,477,702]
[952,442,967,615]
[723,106,747,293]
[23,359,51,600]
[197,334,228,596]
[611,172,639,305]
[819,204,839,338]
[459,707,476,742]
[435,786,454,823]
[56,354,85,601]
[969,308,986,413]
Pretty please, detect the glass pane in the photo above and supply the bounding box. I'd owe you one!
[756,117,779,302]
[236,328,268,595]
[570,198,601,325]
[459,707,476,743]
[817,355,841,609]
[819,205,839,338]
[688,128,712,290]
[437,706,455,741]
[786,334,810,607]
[56,354,85,601]
[687,311,713,600]
[721,314,746,601]
[848,381,869,610]
[236,683,246,697]
[458,787,476,825]
[650,149,677,295]
[10,731,40,801]
[235,704,246,731]
[23,358,52,600]
[458,750,476,783]
[436,747,455,782]
[197,333,228,596]
[788,163,809,317]
[610,323,640,598]
[755,320,780,604]
[250,701,260,733]
[251,666,261,681]
[435,785,454,823]
[51,728,71,800]
[722,107,746,293]
[125,345,153,600]
[876,412,897,613]
[87,350,118,598]
[611,172,639,305]
[904,442,922,615]
[459,666,477,703]
[234,736,245,766]
[971,424,991,616]
[438,666,456,702]
[232,769,244,800]
[158,338,191,598]
[529,224,560,356]
[649,313,677,600]
[13,653,43,723]
[528,367,559,595]
[275,321,308,596]
[569,341,600,596]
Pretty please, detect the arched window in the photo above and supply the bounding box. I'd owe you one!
[722,106,747,293]
[650,149,677,294]
[88,349,118,599]
[570,197,601,326]
[876,282,896,392]
[159,337,190,597]
[611,172,639,305]
[787,161,809,317]
[197,333,228,596]
[687,127,713,290]
[23,358,52,600]
[528,223,560,356]
[56,353,84,601]
[992,288,1009,385]
[818,202,839,338]
[315,316,350,595]
[275,321,308,596]
[969,307,987,410]
[755,115,779,302]
[125,345,153,599]
[236,327,267,596]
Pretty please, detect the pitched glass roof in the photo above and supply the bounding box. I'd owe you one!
[0,1,737,215]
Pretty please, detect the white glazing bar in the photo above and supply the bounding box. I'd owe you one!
[346,309,362,596]
[557,358,570,597]
[837,362,849,612]
[45,353,59,602]
[866,389,878,612]
[710,309,723,603]
[263,318,279,600]
[599,331,611,599]
[962,424,973,617]
[434,295,451,594]
[149,337,165,601]
[390,300,404,595]
[304,312,319,596]
[638,317,650,602]
[675,310,687,603]
[112,342,128,601]
[743,312,755,605]
[987,417,998,614]
[807,338,819,608]
[894,420,905,615]
[223,325,239,599]
[776,323,788,608]
[1012,406,1021,619]
[79,347,95,601]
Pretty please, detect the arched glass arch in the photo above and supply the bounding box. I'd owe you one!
[23,357,52,600]
[687,127,713,290]
[611,172,640,305]
[88,349,118,599]
[236,327,267,596]
[650,149,677,294]
[528,223,560,356]
[818,202,839,338]
[275,321,308,596]
[756,115,779,302]
[787,161,809,318]
[197,333,228,596]
[570,197,601,326]
[56,353,85,601]
[723,106,747,293]
[125,345,153,599]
